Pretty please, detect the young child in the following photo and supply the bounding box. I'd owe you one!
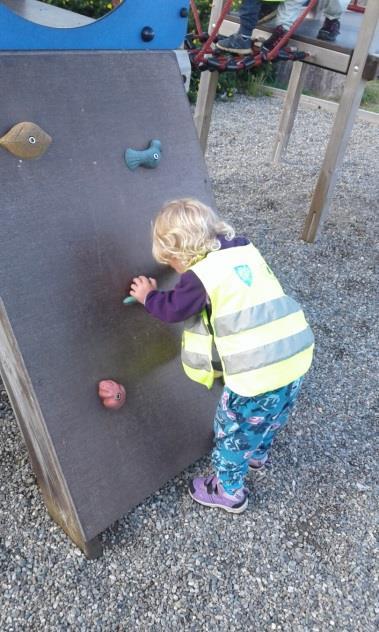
[216,0,350,55]
[130,199,314,514]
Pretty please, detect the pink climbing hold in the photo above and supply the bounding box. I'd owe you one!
[98,380,126,410]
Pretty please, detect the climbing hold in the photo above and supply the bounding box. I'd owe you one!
[98,380,126,410]
[180,7,189,18]
[125,139,162,171]
[0,122,52,159]
[141,26,155,42]
[123,296,138,305]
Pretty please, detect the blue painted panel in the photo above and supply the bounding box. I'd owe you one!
[0,1,189,50]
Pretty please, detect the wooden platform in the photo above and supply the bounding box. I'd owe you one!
[222,10,379,75]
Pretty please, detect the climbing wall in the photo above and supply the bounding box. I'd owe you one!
[0,51,220,555]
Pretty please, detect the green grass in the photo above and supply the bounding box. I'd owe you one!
[306,79,379,114]
[360,80,379,113]
[244,73,273,98]
[272,78,379,114]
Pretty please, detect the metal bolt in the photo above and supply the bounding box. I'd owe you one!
[28,136,36,144]
[153,153,159,160]
[141,26,155,42]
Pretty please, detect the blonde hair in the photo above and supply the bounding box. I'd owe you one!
[152,198,235,269]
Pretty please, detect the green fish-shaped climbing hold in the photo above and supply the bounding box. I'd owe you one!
[125,139,162,171]
[0,122,52,159]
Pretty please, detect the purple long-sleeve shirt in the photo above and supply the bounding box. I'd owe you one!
[145,235,250,323]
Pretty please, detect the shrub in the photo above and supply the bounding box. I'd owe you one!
[41,0,114,19]
[188,1,273,103]
[360,80,379,113]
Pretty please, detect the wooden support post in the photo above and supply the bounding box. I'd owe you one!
[302,0,379,242]
[194,71,219,152]
[194,0,225,152]
[272,61,307,163]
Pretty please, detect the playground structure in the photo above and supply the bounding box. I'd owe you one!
[0,0,221,558]
[0,0,189,49]
[185,0,318,72]
[193,0,379,241]
[0,0,377,557]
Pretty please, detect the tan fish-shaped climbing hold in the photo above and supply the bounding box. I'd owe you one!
[0,122,52,159]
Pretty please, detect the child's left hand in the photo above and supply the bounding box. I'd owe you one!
[129,276,157,304]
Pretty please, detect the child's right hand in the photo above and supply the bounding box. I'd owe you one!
[129,276,157,304]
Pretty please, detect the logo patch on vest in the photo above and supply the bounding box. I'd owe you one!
[234,265,253,287]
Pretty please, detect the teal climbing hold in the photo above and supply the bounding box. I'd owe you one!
[123,296,138,305]
[125,139,162,171]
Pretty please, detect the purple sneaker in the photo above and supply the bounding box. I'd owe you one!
[189,476,248,514]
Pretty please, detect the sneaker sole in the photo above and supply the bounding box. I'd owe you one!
[317,32,338,42]
[248,464,266,475]
[188,488,248,514]
[248,458,270,473]
[215,44,252,56]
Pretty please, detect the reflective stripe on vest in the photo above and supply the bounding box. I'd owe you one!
[214,295,301,337]
[183,313,209,336]
[223,326,314,375]
[181,348,212,372]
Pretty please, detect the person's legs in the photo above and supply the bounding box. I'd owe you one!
[216,0,261,54]
[239,0,264,35]
[323,0,350,20]
[211,389,255,493]
[318,0,350,41]
[248,377,303,470]
[214,378,303,484]
[275,0,304,30]
[189,388,250,513]
[261,0,303,52]
[188,378,303,512]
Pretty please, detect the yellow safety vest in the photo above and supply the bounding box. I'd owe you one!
[181,244,314,396]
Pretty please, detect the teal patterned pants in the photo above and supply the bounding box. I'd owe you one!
[212,378,303,493]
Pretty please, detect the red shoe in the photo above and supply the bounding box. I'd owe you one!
[317,18,340,42]
[261,25,288,53]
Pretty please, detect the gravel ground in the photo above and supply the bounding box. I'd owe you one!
[1,95,378,631]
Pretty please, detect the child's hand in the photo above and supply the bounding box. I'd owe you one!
[129,276,157,304]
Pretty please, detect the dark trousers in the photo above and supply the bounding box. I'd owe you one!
[238,0,262,35]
